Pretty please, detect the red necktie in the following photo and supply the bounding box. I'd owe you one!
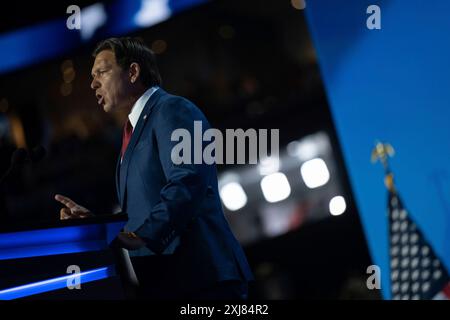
[121,120,133,159]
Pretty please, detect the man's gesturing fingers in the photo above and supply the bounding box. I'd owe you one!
[55,194,92,220]
[55,194,77,209]
[60,207,73,220]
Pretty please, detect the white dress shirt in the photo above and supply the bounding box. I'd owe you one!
[128,86,159,130]
[120,86,158,163]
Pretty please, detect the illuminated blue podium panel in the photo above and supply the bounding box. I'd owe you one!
[0,214,128,300]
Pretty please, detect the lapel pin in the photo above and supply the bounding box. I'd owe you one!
[143,114,147,120]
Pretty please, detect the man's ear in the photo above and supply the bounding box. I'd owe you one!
[129,62,141,84]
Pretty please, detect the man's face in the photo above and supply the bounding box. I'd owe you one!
[90,50,132,113]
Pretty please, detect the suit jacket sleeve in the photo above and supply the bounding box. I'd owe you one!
[134,97,213,254]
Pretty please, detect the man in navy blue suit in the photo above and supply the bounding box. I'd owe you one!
[55,37,253,299]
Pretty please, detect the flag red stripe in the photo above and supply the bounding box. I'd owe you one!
[442,283,450,299]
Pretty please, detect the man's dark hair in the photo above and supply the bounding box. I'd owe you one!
[93,37,162,87]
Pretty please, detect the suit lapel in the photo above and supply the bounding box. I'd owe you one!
[118,88,166,208]
[115,153,121,205]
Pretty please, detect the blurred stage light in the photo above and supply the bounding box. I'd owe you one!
[218,25,235,39]
[60,60,73,73]
[134,0,172,28]
[0,99,9,113]
[0,0,208,74]
[80,3,107,41]
[291,0,306,10]
[260,172,291,203]
[287,132,330,161]
[258,156,280,176]
[329,196,346,216]
[300,158,330,189]
[220,182,247,211]
[287,139,318,161]
[9,115,26,148]
[63,68,76,83]
[60,82,73,97]
[151,40,168,54]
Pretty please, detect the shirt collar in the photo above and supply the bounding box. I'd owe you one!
[128,86,159,129]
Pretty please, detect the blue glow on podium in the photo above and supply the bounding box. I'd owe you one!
[0,266,115,300]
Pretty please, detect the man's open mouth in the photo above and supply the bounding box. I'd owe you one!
[96,93,104,105]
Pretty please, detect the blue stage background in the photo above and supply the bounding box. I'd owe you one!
[305,0,450,298]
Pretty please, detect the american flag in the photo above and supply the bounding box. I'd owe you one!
[388,191,450,300]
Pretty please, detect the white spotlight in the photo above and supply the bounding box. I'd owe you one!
[219,182,247,211]
[134,0,172,28]
[287,139,318,161]
[80,3,107,41]
[329,196,346,216]
[258,156,280,176]
[300,158,330,189]
[260,172,291,203]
